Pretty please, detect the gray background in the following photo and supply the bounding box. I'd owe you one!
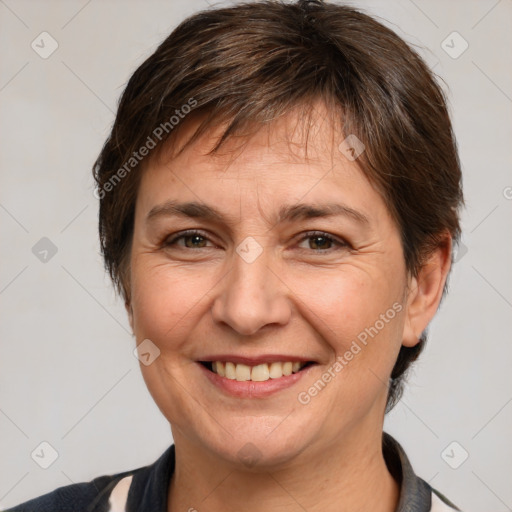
[0,0,511,510]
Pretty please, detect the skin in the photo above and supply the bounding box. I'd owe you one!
[126,101,451,512]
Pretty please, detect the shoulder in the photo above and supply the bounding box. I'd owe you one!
[3,445,175,512]
[3,471,136,512]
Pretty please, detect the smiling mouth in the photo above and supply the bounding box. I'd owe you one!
[199,360,316,382]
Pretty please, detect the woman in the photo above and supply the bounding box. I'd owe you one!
[6,0,464,510]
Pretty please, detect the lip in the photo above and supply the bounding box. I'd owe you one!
[197,354,314,365]
[197,360,317,399]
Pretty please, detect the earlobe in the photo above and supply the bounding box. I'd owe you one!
[402,236,452,348]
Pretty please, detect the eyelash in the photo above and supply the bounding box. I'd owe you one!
[163,229,349,253]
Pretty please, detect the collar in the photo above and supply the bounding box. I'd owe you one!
[126,432,433,512]
[383,432,433,511]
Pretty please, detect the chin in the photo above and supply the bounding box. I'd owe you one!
[200,419,314,470]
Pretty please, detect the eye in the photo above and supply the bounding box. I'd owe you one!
[162,230,348,253]
[296,231,348,252]
[163,230,216,249]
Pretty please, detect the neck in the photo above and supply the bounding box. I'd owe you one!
[167,424,400,512]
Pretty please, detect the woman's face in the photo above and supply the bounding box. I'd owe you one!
[128,105,419,467]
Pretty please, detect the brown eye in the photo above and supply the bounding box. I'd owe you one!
[296,231,348,252]
[308,235,333,250]
[182,234,208,248]
[164,230,213,249]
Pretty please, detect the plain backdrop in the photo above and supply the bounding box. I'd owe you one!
[1,1,511,510]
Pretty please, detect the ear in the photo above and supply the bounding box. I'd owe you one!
[402,234,452,347]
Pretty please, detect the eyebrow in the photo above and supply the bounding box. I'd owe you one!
[146,200,370,226]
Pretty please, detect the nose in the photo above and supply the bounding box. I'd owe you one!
[210,246,291,336]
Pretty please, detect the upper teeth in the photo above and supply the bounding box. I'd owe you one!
[211,361,306,381]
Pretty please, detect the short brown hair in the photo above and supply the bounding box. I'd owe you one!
[93,0,463,411]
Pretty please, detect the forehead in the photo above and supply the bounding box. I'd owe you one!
[133,103,400,247]
[139,102,376,202]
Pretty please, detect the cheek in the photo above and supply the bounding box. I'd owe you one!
[293,269,406,426]
[290,265,406,380]
[129,259,213,349]
[129,260,217,430]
